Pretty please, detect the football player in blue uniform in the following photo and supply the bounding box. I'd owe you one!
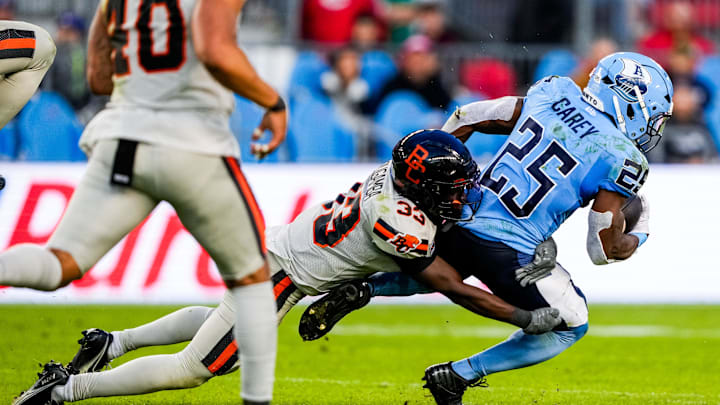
[299,52,673,405]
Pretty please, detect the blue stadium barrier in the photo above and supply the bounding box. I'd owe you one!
[229,95,284,163]
[0,119,18,160]
[361,50,397,98]
[697,56,720,153]
[287,95,354,162]
[17,91,84,161]
[288,50,329,109]
[533,49,578,83]
[374,91,443,160]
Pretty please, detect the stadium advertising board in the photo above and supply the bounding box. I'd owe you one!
[0,163,718,303]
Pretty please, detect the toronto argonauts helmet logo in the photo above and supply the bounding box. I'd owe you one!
[610,58,652,103]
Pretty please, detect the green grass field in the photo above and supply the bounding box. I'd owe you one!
[1,304,719,404]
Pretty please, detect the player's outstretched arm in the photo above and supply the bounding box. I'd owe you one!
[87,0,114,95]
[587,190,645,264]
[413,256,561,334]
[192,0,287,159]
[441,97,523,142]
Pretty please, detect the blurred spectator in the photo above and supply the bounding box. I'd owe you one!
[413,0,462,43]
[0,0,13,19]
[572,38,617,88]
[460,58,516,99]
[637,0,715,66]
[321,47,370,113]
[302,0,385,44]
[351,13,383,50]
[665,47,712,109]
[47,12,92,112]
[511,0,574,43]
[648,84,718,163]
[368,35,451,113]
[321,47,375,159]
[383,0,417,43]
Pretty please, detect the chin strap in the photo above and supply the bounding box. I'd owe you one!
[634,85,651,124]
[612,96,627,135]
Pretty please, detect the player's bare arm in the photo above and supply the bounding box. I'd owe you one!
[192,0,287,158]
[87,0,114,95]
[441,97,524,142]
[587,189,642,264]
[412,256,561,334]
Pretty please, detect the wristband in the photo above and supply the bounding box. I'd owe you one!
[629,232,648,247]
[268,96,286,112]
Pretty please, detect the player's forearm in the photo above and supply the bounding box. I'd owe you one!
[202,46,280,108]
[193,0,279,108]
[442,97,523,141]
[86,1,114,95]
[442,283,527,328]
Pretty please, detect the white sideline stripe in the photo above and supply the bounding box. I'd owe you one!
[330,324,720,339]
[279,377,719,404]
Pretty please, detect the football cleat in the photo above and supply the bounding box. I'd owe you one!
[13,361,69,405]
[299,279,371,341]
[422,362,487,405]
[67,328,113,374]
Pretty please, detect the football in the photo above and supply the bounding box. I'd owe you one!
[621,194,643,232]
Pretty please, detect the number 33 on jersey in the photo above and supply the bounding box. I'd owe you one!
[266,162,436,295]
[312,162,436,259]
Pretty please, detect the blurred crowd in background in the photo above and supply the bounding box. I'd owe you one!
[2,0,720,164]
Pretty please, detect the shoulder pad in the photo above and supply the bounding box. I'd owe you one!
[369,199,437,259]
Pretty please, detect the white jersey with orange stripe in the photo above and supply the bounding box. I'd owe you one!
[79,0,239,157]
[266,161,437,296]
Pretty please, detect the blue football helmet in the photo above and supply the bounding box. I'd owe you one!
[582,52,674,153]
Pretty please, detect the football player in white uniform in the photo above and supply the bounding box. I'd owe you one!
[0,20,55,129]
[0,20,55,189]
[3,0,286,403]
[14,130,561,404]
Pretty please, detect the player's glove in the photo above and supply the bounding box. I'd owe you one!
[627,194,650,235]
[523,307,562,334]
[514,237,557,287]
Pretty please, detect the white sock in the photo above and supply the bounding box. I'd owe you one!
[108,306,214,360]
[0,244,62,290]
[51,352,212,402]
[233,281,277,402]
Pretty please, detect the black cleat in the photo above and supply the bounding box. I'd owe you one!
[421,362,487,405]
[67,328,113,374]
[299,279,371,341]
[13,361,69,405]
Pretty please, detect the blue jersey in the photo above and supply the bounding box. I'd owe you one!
[462,76,649,254]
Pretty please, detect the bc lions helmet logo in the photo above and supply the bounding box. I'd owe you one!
[388,233,421,254]
[611,59,652,103]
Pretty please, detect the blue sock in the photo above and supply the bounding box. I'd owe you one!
[451,324,589,381]
[367,272,435,297]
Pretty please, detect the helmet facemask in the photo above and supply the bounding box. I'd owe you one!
[395,168,481,226]
[432,171,482,223]
[610,83,673,153]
